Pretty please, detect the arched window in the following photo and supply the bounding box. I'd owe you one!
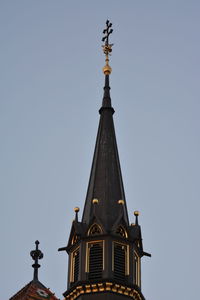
[113,242,129,282]
[134,251,141,287]
[86,241,104,280]
[70,247,80,283]
[87,223,102,236]
[116,225,128,238]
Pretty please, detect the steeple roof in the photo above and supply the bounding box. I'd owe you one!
[9,280,59,300]
[82,74,129,230]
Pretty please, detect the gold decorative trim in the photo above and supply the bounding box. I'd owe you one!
[64,282,143,300]
[87,223,103,236]
[134,251,141,287]
[116,225,128,238]
[70,246,80,283]
[71,234,78,246]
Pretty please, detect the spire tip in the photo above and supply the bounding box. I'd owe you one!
[102,20,113,75]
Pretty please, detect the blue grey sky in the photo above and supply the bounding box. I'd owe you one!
[1,1,199,299]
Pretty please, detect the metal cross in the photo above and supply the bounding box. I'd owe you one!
[102,20,113,56]
[102,20,113,46]
[30,240,44,281]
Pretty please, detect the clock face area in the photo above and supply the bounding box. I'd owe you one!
[36,289,49,298]
[28,286,58,300]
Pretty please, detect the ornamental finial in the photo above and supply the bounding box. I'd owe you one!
[134,211,140,225]
[74,207,79,222]
[102,20,113,75]
[30,240,44,281]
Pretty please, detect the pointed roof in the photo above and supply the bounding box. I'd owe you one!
[9,280,59,300]
[82,74,129,230]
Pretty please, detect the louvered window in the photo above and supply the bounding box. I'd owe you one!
[70,248,79,283]
[134,251,140,287]
[113,242,129,282]
[86,241,103,280]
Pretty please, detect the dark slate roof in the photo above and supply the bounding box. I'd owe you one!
[9,280,59,300]
[82,75,129,231]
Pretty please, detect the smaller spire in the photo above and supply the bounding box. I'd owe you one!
[30,240,43,281]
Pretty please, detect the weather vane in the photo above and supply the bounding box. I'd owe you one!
[102,20,113,75]
[30,240,43,281]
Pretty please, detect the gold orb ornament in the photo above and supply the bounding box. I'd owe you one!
[74,207,80,213]
[92,198,99,204]
[118,200,125,205]
[103,63,112,75]
[134,211,140,216]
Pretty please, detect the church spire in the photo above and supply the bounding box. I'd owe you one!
[60,22,150,300]
[82,20,129,230]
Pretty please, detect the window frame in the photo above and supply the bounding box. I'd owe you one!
[112,241,130,276]
[70,246,80,283]
[85,240,105,273]
[134,250,141,287]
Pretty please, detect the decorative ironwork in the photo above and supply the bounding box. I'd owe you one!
[102,20,113,56]
[102,20,113,75]
[30,240,43,281]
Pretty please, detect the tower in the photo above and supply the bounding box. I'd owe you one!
[59,21,151,300]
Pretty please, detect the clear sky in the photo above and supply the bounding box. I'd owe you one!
[1,1,199,299]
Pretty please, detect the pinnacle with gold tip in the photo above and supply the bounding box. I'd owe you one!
[134,211,140,225]
[74,207,80,222]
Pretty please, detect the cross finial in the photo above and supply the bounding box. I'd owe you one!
[102,20,113,75]
[30,240,44,281]
[102,20,113,47]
